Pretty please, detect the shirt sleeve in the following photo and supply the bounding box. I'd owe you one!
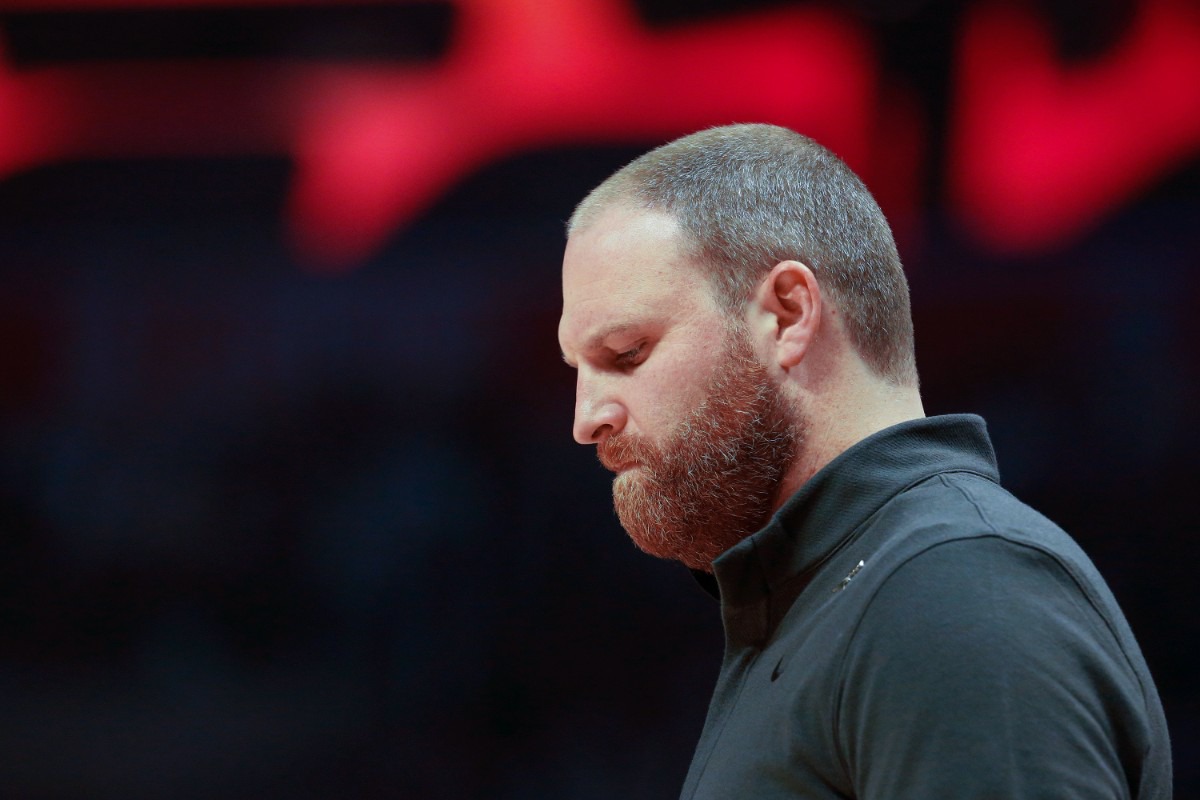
[835,535,1155,799]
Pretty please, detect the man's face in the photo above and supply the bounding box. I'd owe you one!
[558,206,799,571]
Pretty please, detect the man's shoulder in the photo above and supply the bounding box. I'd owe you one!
[828,517,1172,800]
[869,468,1090,575]
[847,469,1134,647]
[844,470,1157,697]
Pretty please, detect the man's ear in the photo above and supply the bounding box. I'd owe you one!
[755,260,822,370]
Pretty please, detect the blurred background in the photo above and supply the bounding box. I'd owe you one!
[0,0,1196,797]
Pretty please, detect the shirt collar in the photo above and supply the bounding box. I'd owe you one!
[701,414,1000,644]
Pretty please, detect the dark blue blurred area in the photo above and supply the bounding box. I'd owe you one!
[0,149,730,798]
[1,2,1198,798]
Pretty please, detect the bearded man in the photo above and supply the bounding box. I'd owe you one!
[557,124,1171,799]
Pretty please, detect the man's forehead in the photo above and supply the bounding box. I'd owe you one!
[566,204,683,260]
[558,207,714,356]
[563,207,692,298]
[557,288,666,356]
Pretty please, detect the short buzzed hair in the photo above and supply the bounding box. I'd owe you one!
[568,124,917,387]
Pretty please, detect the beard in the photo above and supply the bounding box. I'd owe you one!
[596,327,801,572]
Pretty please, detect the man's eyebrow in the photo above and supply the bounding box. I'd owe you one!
[560,321,644,367]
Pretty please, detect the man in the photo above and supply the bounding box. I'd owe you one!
[557,124,1171,798]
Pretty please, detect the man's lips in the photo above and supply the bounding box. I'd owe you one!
[597,436,644,474]
[597,451,636,474]
[598,453,636,474]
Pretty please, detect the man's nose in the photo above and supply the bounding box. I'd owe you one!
[573,375,627,444]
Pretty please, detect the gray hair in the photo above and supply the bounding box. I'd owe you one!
[568,124,917,386]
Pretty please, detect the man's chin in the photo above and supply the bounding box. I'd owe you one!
[623,525,690,566]
[624,527,721,573]
[611,467,640,488]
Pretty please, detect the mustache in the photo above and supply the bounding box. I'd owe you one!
[597,433,650,473]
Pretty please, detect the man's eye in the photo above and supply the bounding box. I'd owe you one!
[615,344,644,367]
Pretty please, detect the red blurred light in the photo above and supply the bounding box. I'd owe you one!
[286,0,876,270]
[950,0,1200,252]
[0,0,876,271]
[2,0,1197,267]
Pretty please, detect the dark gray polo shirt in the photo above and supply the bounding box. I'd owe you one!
[682,415,1171,799]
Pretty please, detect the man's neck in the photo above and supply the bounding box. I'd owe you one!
[773,379,925,513]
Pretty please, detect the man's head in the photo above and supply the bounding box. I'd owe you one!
[569,123,916,387]
[558,124,918,571]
